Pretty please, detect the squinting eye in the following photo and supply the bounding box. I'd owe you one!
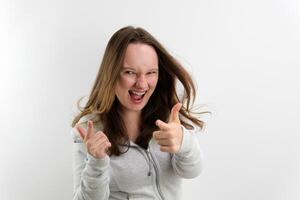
[125,71,135,75]
[148,71,157,74]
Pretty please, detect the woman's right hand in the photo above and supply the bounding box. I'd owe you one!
[75,120,111,159]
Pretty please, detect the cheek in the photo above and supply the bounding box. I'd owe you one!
[119,76,136,89]
[148,77,158,88]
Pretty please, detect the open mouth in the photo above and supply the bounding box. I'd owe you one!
[129,90,147,101]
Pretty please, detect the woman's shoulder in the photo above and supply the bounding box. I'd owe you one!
[78,113,100,123]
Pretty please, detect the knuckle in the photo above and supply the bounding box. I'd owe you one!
[98,131,107,138]
[97,131,104,135]
[95,133,104,140]
[171,146,176,152]
[162,147,168,152]
[166,132,172,138]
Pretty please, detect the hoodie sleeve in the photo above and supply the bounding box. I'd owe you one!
[71,125,110,200]
[171,125,204,179]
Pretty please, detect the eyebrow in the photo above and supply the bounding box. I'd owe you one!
[122,67,158,71]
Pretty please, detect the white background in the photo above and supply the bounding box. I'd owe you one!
[1,0,299,199]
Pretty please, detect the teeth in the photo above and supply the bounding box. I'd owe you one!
[130,90,146,96]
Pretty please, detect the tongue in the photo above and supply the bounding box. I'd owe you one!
[131,93,142,100]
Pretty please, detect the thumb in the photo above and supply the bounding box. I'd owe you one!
[168,103,182,124]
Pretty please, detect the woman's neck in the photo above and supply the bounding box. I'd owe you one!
[120,109,142,142]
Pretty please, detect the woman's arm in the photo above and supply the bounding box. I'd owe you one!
[71,127,110,200]
[171,125,204,179]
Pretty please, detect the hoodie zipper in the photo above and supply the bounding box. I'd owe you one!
[136,147,153,176]
[146,147,165,200]
[121,141,165,200]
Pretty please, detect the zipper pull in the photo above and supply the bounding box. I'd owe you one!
[146,148,152,176]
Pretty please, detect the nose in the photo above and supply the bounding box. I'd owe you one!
[135,74,148,89]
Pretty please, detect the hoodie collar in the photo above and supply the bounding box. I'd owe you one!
[120,137,155,149]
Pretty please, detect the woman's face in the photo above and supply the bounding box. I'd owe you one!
[115,43,159,113]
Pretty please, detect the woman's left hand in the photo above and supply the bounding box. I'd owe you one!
[153,103,183,153]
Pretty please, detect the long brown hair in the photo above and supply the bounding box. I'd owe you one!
[71,26,211,156]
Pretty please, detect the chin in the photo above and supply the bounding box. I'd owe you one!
[128,102,147,111]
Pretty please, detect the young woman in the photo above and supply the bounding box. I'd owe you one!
[70,26,209,200]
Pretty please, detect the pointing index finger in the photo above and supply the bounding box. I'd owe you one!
[156,119,170,131]
[75,123,86,140]
[86,120,94,140]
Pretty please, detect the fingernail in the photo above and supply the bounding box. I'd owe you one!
[156,120,160,126]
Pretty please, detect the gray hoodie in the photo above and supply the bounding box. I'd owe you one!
[71,114,204,200]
